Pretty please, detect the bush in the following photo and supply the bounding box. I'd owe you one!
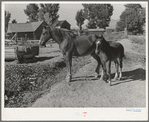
[5,57,66,107]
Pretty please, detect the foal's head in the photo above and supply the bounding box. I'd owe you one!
[40,26,52,47]
[95,34,104,55]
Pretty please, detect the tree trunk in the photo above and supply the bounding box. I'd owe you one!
[79,24,82,36]
[79,24,82,31]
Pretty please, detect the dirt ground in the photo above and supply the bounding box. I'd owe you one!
[32,39,146,107]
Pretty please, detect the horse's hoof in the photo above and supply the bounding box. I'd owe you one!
[66,77,70,83]
[66,78,71,83]
[99,78,103,81]
[95,74,100,78]
[118,77,122,81]
[66,75,72,83]
[109,81,112,86]
[112,78,118,81]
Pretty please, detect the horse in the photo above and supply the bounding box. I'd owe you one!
[40,26,102,83]
[95,35,124,86]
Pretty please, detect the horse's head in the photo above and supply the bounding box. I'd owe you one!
[40,25,52,47]
[95,34,104,55]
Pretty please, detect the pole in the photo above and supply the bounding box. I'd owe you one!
[15,32,18,44]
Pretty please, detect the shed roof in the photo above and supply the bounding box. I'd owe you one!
[53,20,71,27]
[7,21,45,33]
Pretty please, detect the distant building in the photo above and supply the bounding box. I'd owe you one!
[7,21,48,40]
[53,20,71,30]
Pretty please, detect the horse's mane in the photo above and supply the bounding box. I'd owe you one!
[100,36,110,52]
[52,27,75,41]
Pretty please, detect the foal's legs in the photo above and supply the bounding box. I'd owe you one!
[118,58,123,80]
[100,62,107,81]
[65,52,72,83]
[91,52,101,78]
[113,60,119,80]
[107,61,111,85]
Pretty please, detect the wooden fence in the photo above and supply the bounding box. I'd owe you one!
[5,46,17,60]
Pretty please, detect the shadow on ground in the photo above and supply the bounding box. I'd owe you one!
[71,68,145,86]
[34,56,55,62]
[111,68,145,86]
[71,76,98,82]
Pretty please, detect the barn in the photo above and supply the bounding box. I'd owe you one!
[7,21,48,40]
[53,20,71,30]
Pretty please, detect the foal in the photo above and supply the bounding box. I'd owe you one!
[95,35,124,85]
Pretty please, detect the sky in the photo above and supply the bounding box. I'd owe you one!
[4,2,146,29]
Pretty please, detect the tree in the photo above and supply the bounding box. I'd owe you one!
[38,4,59,26]
[75,9,85,31]
[24,4,39,22]
[116,21,125,32]
[82,4,113,29]
[12,18,17,24]
[116,4,145,35]
[5,11,11,33]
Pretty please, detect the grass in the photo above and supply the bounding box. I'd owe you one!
[104,31,128,41]
[103,31,145,45]
[128,35,145,45]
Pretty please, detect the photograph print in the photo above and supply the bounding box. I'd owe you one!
[2,1,148,121]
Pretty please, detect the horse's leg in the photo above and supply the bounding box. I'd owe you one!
[65,52,72,83]
[113,60,119,80]
[90,52,101,78]
[99,69,104,81]
[118,58,123,80]
[100,62,107,81]
[107,61,111,85]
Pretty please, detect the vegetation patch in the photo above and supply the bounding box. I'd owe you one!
[5,55,91,107]
[104,31,128,41]
[128,35,145,45]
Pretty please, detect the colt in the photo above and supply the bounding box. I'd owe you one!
[95,35,124,86]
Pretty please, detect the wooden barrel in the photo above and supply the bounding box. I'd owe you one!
[31,46,39,55]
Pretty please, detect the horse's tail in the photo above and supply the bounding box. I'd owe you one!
[121,44,125,59]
